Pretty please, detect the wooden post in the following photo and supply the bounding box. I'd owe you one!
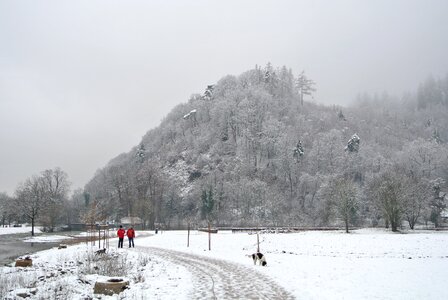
[208,222,211,251]
[187,223,190,247]
[257,232,260,252]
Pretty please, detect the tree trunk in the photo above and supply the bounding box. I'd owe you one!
[187,223,190,247]
[345,218,349,233]
[31,217,35,236]
[391,220,398,232]
[407,218,415,230]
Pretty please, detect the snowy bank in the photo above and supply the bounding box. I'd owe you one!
[0,226,41,236]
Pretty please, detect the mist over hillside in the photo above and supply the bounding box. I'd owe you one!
[82,65,448,230]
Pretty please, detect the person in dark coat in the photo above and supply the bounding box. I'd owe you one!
[117,225,125,248]
[126,227,135,248]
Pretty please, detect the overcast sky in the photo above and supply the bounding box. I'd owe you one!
[1,0,447,196]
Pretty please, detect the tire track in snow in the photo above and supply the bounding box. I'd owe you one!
[135,246,294,299]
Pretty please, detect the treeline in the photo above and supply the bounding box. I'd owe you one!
[2,65,447,232]
[0,168,71,235]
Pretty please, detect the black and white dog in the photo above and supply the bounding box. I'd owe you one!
[250,252,267,266]
[95,248,106,255]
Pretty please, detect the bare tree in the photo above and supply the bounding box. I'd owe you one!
[369,171,405,232]
[296,71,316,105]
[0,192,16,227]
[15,176,45,236]
[66,189,88,226]
[40,168,70,232]
[429,178,447,227]
[402,178,430,229]
[329,178,358,233]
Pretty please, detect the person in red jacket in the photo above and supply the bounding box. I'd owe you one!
[117,225,125,248]
[126,227,135,248]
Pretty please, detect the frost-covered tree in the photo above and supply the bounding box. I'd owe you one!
[201,187,214,222]
[264,62,274,84]
[293,140,304,161]
[328,178,358,233]
[202,85,215,100]
[400,139,445,179]
[345,133,360,153]
[136,143,146,163]
[417,75,446,109]
[308,129,344,174]
[296,70,316,105]
[0,192,15,227]
[402,178,430,229]
[39,168,70,232]
[66,188,88,225]
[15,176,46,236]
[429,178,447,227]
[369,171,405,232]
[433,129,442,143]
[338,109,346,121]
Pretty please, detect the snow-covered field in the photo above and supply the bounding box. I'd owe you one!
[2,228,448,299]
[0,226,41,236]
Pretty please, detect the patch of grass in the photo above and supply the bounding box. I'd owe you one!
[2,247,152,299]
[0,270,38,299]
[77,250,129,277]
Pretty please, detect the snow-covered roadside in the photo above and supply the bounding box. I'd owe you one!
[2,228,448,299]
[1,242,192,299]
[22,235,74,243]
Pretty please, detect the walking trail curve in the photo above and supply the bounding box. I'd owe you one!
[135,246,295,299]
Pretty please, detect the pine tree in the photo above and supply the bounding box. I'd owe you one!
[296,71,316,105]
[345,134,360,152]
[136,143,146,162]
[338,110,346,121]
[203,85,215,100]
[293,140,304,161]
[201,188,214,221]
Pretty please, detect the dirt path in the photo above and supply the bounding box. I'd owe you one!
[135,246,294,300]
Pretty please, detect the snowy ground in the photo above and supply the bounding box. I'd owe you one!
[0,226,41,236]
[1,228,448,299]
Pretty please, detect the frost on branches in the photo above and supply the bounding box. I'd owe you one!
[293,140,304,161]
[202,85,215,101]
[345,133,360,153]
[136,143,146,162]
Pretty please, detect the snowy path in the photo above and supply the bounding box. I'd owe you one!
[134,246,295,300]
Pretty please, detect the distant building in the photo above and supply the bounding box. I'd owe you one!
[67,223,86,231]
[120,217,143,229]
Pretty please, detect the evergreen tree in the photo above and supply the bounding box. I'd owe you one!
[346,134,360,153]
[136,143,146,162]
[293,140,304,161]
[203,85,215,100]
[201,187,214,221]
[296,71,316,105]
